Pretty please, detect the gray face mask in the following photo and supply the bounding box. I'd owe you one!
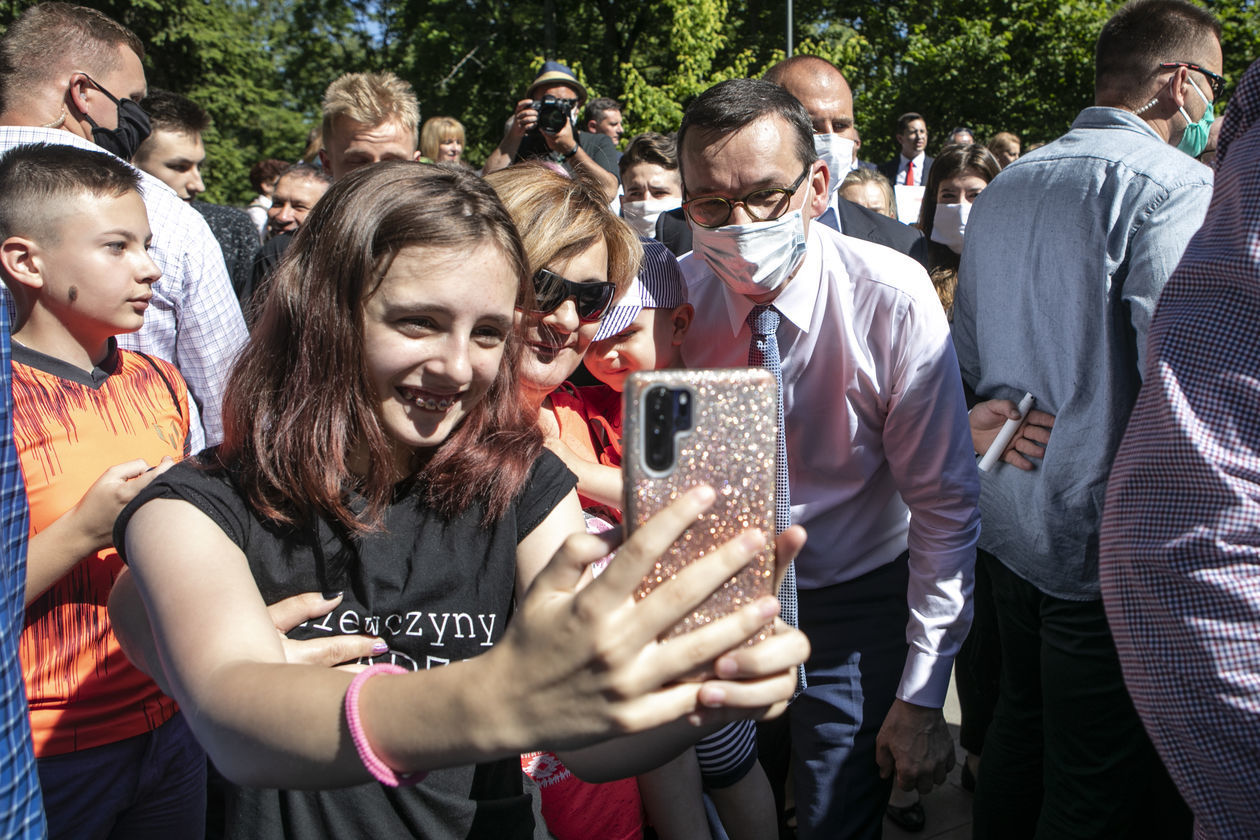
[621,197,681,238]
[692,208,809,297]
[813,133,856,194]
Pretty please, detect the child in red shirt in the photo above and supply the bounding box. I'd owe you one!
[548,239,779,840]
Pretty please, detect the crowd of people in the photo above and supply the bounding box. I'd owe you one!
[0,1,1253,839]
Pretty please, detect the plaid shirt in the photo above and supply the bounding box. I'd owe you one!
[0,314,45,838]
[0,127,248,453]
[1100,58,1260,840]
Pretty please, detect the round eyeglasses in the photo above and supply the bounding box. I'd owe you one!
[682,166,811,229]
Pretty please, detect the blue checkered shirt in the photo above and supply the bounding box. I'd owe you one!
[0,313,45,838]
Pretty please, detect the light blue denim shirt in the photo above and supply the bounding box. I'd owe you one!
[953,106,1213,599]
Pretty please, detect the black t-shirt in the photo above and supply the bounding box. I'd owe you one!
[116,451,576,840]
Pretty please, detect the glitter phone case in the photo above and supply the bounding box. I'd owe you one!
[622,368,778,644]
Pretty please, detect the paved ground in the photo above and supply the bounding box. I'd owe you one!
[883,675,973,840]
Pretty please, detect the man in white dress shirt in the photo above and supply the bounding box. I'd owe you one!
[676,77,979,839]
[878,112,934,186]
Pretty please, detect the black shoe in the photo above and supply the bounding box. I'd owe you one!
[961,761,977,793]
[885,800,926,832]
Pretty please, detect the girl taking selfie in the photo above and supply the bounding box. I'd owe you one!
[109,162,808,839]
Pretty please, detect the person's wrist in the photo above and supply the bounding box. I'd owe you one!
[559,144,578,160]
[68,502,109,554]
[470,643,537,755]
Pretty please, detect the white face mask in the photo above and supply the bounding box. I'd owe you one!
[813,133,857,195]
[930,202,971,254]
[691,208,808,297]
[621,196,682,238]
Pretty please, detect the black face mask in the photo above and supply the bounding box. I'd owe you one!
[78,74,151,160]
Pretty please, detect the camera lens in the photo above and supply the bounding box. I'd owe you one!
[674,390,692,430]
[537,102,569,134]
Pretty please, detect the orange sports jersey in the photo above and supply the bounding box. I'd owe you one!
[13,342,188,757]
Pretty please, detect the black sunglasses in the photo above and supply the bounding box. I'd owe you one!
[1159,61,1226,100]
[528,268,616,323]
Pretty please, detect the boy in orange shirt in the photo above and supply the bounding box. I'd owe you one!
[0,143,200,839]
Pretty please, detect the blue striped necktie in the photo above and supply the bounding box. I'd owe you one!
[746,305,801,649]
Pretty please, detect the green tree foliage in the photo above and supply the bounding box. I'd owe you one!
[853,0,1114,157]
[0,0,1253,203]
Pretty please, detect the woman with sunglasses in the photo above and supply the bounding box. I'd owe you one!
[483,164,711,839]
[487,165,785,840]
[484,165,634,439]
[107,162,809,839]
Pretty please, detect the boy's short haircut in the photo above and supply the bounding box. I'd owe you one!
[139,89,211,136]
[0,143,140,244]
[619,132,678,179]
[594,238,687,341]
[320,71,420,146]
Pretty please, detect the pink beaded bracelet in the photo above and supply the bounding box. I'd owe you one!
[344,663,428,788]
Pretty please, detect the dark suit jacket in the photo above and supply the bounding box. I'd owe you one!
[655,199,927,267]
[877,154,934,186]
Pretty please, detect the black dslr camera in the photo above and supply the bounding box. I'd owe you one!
[529,96,575,134]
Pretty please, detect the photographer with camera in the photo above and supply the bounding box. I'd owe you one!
[484,61,620,203]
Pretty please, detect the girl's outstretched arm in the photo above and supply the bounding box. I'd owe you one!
[116,488,808,789]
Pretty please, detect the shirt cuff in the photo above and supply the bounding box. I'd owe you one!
[897,649,954,708]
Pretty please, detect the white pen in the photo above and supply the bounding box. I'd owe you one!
[979,392,1035,472]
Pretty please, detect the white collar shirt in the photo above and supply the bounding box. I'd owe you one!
[896,151,927,185]
[679,223,980,706]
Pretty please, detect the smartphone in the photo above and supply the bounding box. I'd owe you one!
[622,368,779,644]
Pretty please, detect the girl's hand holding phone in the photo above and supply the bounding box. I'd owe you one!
[493,486,810,753]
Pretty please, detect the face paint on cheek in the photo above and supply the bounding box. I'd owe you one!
[68,286,78,303]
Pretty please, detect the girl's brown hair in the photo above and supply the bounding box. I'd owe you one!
[219,161,542,532]
[916,144,1001,315]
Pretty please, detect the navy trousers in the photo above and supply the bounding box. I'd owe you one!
[790,554,909,840]
[38,712,206,840]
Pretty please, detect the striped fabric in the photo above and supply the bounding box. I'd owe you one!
[594,238,688,341]
[1100,58,1260,840]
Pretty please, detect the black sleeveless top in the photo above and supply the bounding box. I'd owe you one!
[117,451,576,839]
